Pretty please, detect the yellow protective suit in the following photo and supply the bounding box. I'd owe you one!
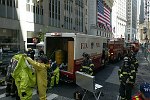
[26,57,50,100]
[50,67,60,87]
[11,54,36,100]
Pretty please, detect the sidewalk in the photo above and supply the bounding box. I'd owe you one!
[133,49,150,93]
[48,49,150,100]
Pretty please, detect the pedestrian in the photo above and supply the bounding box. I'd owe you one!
[80,52,94,76]
[5,59,19,99]
[25,55,50,100]
[27,48,35,60]
[132,82,150,100]
[118,56,136,100]
[39,48,44,56]
[131,53,139,72]
[11,54,36,100]
[47,60,60,89]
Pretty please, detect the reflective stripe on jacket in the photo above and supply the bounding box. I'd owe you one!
[132,93,143,100]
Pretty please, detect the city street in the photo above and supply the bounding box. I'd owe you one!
[0,0,149,100]
[0,49,149,100]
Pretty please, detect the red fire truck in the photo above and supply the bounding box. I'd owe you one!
[44,33,109,82]
[126,41,140,53]
[108,38,126,62]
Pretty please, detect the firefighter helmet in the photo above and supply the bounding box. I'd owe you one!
[82,52,89,58]
[123,57,130,66]
[124,57,129,62]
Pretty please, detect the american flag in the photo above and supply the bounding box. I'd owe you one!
[97,0,111,31]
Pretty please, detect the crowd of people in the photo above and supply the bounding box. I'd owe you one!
[4,48,60,100]
[4,49,95,100]
[118,49,150,100]
[2,46,150,100]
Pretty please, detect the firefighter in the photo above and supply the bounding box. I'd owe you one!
[25,55,50,100]
[132,82,150,100]
[39,48,44,56]
[80,52,94,76]
[27,48,35,60]
[11,54,36,100]
[130,54,139,88]
[131,53,139,72]
[47,60,60,89]
[118,56,136,100]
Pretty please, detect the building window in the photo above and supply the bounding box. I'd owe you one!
[52,12,54,18]
[40,6,43,15]
[15,0,18,8]
[52,0,54,12]
[7,0,9,6]
[0,28,20,52]
[58,1,60,14]
[33,5,35,13]
[2,0,5,5]
[49,0,51,18]
[26,4,30,11]
[49,0,60,27]
[36,5,40,14]
[7,0,12,7]
[31,5,33,12]
[27,0,30,3]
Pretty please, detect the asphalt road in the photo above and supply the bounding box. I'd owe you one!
[0,49,149,100]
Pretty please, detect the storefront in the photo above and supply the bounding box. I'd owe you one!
[0,28,20,66]
[0,28,20,53]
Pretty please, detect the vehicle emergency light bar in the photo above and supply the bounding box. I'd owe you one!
[50,32,62,36]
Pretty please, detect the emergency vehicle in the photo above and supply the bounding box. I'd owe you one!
[126,41,140,53]
[44,33,108,82]
[108,38,125,62]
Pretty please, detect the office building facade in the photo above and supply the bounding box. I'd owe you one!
[112,0,127,39]
[0,0,84,51]
[87,0,113,38]
[126,0,137,42]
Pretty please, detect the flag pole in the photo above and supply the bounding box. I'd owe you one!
[96,0,98,36]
